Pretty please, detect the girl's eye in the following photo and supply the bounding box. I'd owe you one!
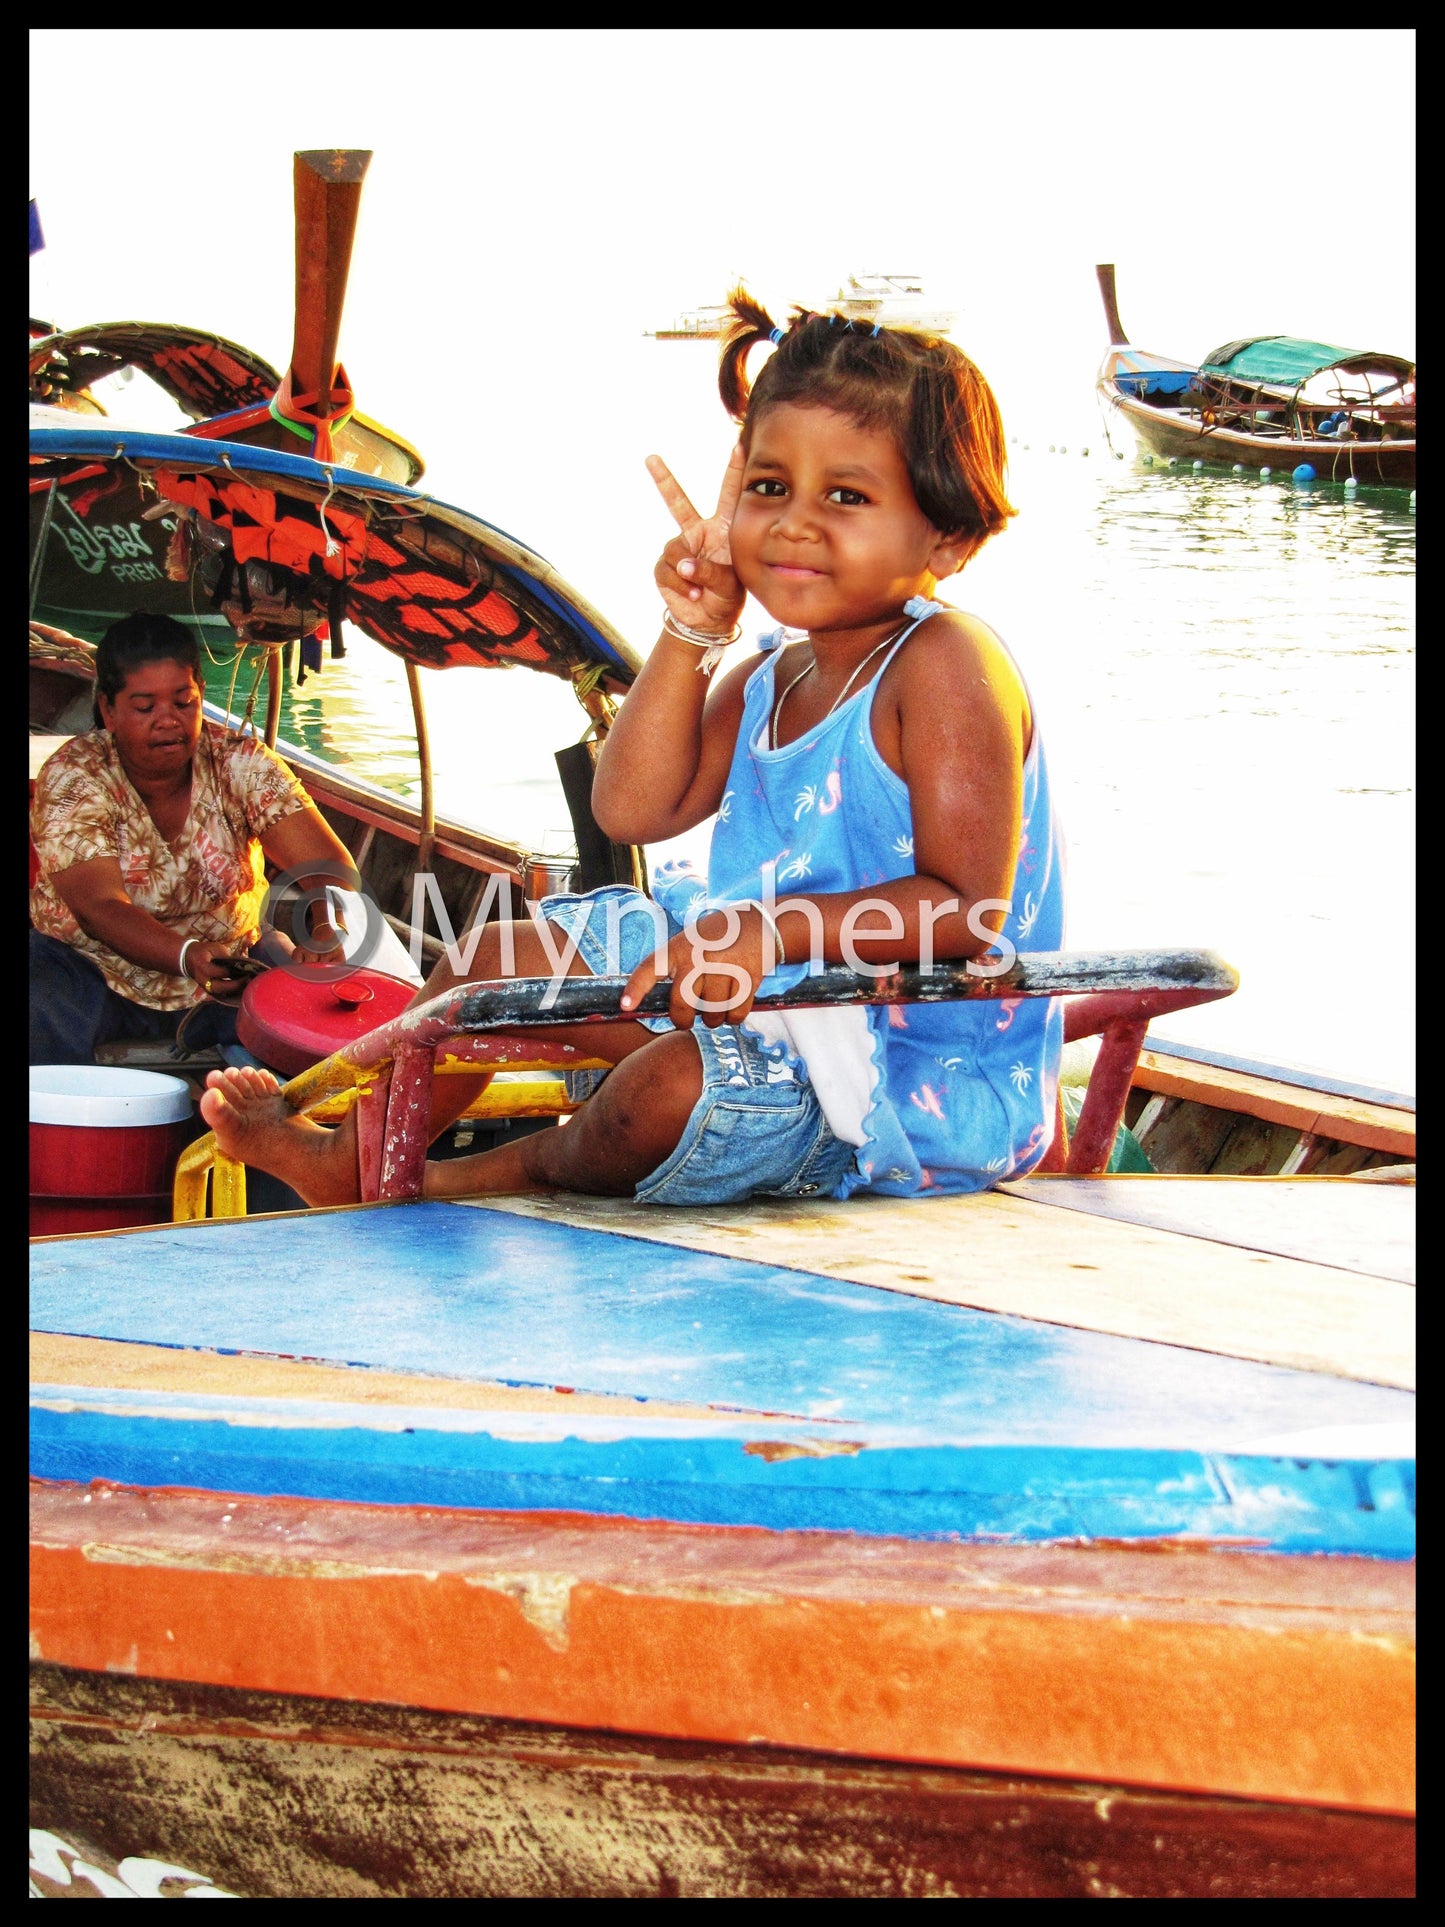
[746,478,787,498]
[826,487,870,507]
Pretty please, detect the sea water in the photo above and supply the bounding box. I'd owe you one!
[204,361,1415,1096]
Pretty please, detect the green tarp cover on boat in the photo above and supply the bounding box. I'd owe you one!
[1200,336,1366,387]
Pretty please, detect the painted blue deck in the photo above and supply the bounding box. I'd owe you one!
[30,1204,1415,1553]
[31,1205,1410,1444]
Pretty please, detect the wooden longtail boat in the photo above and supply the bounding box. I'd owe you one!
[29,159,1413,1899]
[1095,264,1415,488]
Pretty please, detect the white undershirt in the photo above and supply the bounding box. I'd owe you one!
[744,1006,877,1147]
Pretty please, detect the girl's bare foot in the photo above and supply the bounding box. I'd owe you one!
[199,1067,361,1208]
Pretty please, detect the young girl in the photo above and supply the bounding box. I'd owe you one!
[200,293,1065,1206]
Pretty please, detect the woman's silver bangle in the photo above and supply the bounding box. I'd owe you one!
[176,937,198,981]
[662,609,742,675]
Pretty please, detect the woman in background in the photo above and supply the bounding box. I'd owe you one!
[30,610,360,1065]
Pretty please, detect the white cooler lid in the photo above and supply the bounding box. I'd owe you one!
[30,1065,194,1128]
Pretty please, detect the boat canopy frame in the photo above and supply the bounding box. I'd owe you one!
[1199,335,1414,394]
[29,419,645,890]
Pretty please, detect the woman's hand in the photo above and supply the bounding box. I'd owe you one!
[292,914,347,968]
[647,444,747,636]
[182,939,247,996]
[621,904,776,1030]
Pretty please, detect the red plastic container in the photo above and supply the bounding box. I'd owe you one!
[30,1066,193,1238]
[238,966,416,1077]
[29,1195,177,1237]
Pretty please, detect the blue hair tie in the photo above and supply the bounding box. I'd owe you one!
[769,327,785,344]
[871,323,882,337]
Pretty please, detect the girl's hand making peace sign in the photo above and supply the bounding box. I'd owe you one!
[647,444,747,636]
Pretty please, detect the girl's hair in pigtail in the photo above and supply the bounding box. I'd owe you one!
[717,285,1017,561]
[718,286,781,422]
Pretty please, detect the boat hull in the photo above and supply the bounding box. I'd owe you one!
[1104,389,1416,486]
[28,1169,1415,1897]
[31,1661,1415,1899]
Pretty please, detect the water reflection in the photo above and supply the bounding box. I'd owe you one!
[205,453,1413,1090]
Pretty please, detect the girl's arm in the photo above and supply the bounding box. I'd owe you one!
[593,448,753,843]
[592,639,754,844]
[621,612,1030,1027]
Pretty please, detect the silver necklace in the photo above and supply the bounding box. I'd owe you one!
[768,622,909,752]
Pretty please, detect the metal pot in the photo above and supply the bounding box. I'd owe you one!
[521,856,575,903]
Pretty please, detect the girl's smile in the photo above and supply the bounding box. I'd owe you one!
[731,404,966,641]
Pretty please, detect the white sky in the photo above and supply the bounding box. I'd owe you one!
[31,28,1415,392]
[30,28,1416,627]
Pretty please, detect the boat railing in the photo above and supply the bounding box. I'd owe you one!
[174,948,1239,1218]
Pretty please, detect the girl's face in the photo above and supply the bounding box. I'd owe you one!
[730,404,966,636]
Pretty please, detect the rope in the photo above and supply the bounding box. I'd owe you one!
[237,645,268,737]
[220,629,245,726]
[571,660,612,699]
[317,468,340,558]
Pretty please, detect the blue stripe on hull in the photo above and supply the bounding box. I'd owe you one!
[31,1204,1414,1553]
[28,1405,1416,1555]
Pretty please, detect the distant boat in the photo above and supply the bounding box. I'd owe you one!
[831,272,955,336]
[1095,264,1415,487]
[645,305,727,340]
[647,275,956,342]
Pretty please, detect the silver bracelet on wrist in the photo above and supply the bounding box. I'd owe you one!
[661,608,743,676]
[176,937,197,981]
[749,900,786,971]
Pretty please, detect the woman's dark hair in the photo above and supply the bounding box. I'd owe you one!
[719,287,1015,557]
[94,612,202,726]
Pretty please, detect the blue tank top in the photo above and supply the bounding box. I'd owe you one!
[651,596,1066,1196]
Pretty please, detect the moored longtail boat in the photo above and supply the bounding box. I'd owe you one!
[29,161,1413,1901]
[1095,264,1415,487]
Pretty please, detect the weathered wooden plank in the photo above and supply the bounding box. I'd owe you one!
[1134,1054,1416,1158]
[1002,1178,1414,1287]
[1140,1035,1414,1114]
[27,1333,737,1422]
[1136,1096,1239,1173]
[29,1483,1416,1816]
[30,1665,1415,1897]
[1207,1116,1305,1176]
[471,1190,1415,1390]
[1305,1140,1397,1177]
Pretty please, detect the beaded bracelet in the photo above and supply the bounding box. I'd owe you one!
[661,608,742,675]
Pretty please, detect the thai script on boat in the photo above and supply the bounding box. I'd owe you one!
[52,496,167,585]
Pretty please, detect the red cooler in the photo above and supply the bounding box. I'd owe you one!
[238,966,417,1078]
[30,1066,193,1237]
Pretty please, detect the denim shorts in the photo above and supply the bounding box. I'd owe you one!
[538,886,858,1207]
